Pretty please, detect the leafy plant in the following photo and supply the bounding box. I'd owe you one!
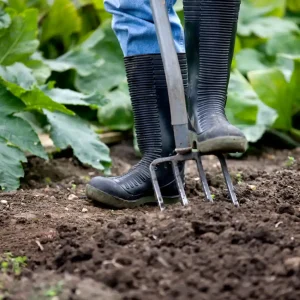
[44,281,64,298]
[0,2,115,190]
[0,0,299,191]
[0,252,27,276]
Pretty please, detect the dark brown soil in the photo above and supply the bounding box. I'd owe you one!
[1,142,300,300]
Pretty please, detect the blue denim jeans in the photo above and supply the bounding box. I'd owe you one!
[104,0,185,56]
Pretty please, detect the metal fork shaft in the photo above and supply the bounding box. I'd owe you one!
[217,155,239,207]
[195,154,213,202]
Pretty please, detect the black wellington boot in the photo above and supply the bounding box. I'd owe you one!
[183,0,247,153]
[86,54,187,208]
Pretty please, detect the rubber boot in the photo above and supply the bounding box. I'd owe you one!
[183,0,247,153]
[86,54,187,208]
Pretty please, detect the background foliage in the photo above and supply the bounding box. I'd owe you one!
[0,0,299,190]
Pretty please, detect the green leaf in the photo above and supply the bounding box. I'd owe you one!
[287,0,300,13]
[0,83,25,115]
[16,111,47,134]
[0,8,11,34]
[0,9,39,65]
[248,68,291,131]
[45,111,111,171]
[0,63,73,114]
[280,55,300,111]
[41,0,81,43]
[0,62,36,89]
[236,49,270,74]
[75,21,126,94]
[7,0,27,12]
[97,84,133,131]
[0,114,47,159]
[43,26,105,76]
[244,0,286,17]
[0,137,27,191]
[44,49,103,77]
[227,70,277,142]
[238,17,299,39]
[42,87,108,106]
[266,33,300,57]
[24,59,51,85]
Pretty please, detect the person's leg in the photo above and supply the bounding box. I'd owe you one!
[86,0,187,208]
[104,0,185,56]
[183,0,247,153]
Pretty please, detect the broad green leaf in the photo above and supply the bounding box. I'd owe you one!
[0,9,39,65]
[239,1,280,25]
[41,0,81,43]
[44,49,104,77]
[280,55,300,111]
[45,111,111,171]
[0,62,36,89]
[0,8,11,35]
[16,111,47,134]
[43,26,105,76]
[245,0,286,17]
[248,68,291,131]
[0,137,27,191]
[0,114,47,159]
[97,84,133,131]
[227,70,277,142]
[0,83,25,115]
[287,0,300,13]
[8,0,26,12]
[0,63,73,114]
[238,17,299,39]
[266,33,300,57]
[75,21,126,94]
[236,49,270,74]
[42,87,108,106]
[24,59,51,85]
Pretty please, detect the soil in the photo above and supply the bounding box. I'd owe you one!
[1,141,300,300]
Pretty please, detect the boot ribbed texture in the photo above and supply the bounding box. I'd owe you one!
[183,0,240,133]
[118,54,187,192]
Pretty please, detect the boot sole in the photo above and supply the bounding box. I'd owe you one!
[190,131,247,153]
[86,184,180,209]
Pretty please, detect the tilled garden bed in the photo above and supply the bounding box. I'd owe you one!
[1,142,300,300]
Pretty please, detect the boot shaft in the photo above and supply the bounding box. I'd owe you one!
[124,54,187,157]
[183,0,241,132]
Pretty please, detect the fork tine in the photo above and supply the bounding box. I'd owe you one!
[195,154,213,202]
[150,163,165,211]
[172,161,189,206]
[217,154,239,207]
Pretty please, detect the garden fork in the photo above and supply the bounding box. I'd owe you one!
[149,0,239,210]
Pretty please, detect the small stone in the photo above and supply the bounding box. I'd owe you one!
[65,207,69,211]
[68,194,78,201]
[248,185,257,191]
[0,200,8,205]
[14,213,37,221]
[284,257,300,272]
[82,208,88,213]
[131,230,143,239]
[49,196,56,201]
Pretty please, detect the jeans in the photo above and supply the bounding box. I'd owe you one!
[104,0,185,56]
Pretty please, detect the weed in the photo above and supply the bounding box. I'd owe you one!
[285,156,295,167]
[44,177,52,185]
[0,253,27,276]
[44,281,64,298]
[236,172,243,184]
